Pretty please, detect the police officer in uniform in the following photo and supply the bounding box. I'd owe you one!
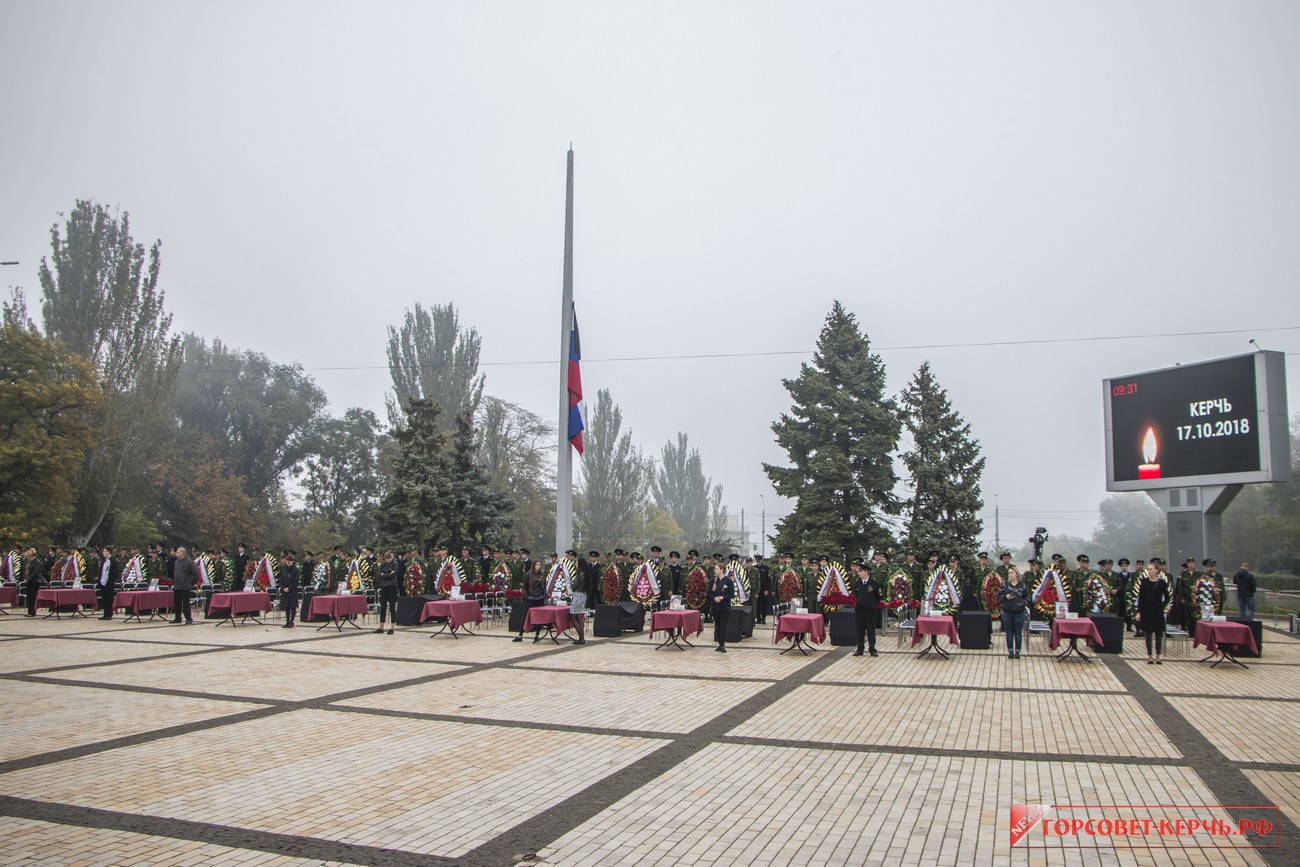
[853,555,884,656]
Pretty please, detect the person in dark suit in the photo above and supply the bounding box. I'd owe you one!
[280,551,301,628]
[754,555,772,624]
[1136,561,1171,664]
[231,543,248,592]
[23,548,45,616]
[513,562,548,642]
[170,547,200,624]
[97,544,121,620]
[375,550,399,634]
[710,565,735,652]
[853,555,884,656]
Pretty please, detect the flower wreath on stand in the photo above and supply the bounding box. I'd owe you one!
[59,550,86,586]
[195,553,214,590]
[725,559,750,606]
[887,569,918,611]
[346,557,372,592]
[601,562,624,607]
[627,559,659,606]
[313,560,332,592]
[777,566,803,605]
[251,553,279,591]
[434,557,464,595]
[490,559,511,593]
[405,560,426,597]
[547,557,578,599]
[1,550,21,583]
[981,569,1006,619]
[685,563,709,611]
[1084,572,1111,614]
[122,555,145,586]
[1031,568,1067,621]
[1191,575,1221,627]
[923,568,961,616]
[816,561,849,614]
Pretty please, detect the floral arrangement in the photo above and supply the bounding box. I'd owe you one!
[684,565,708,610]
[548,558,578,598]
[1085,573,1111,613]
[252,553,279,591]
[981,570,1005,618]
[1032,569,1067,621]
[490,561,511,593]
[627,560,659,605]
[346,557,372,591]
[1192,576,1220,623]
[59,551,87,585]
[887,570,918,610]
[924,568,961,616]
[777,568,802,605]
[313,561,332,592]
[601,563,623,607]
[820,591,855,612]
[434,557,464,595]
[505,589,524,600]
[405,561,426,597]
[816,562,848,604]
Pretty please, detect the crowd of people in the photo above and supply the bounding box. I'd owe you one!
[3,541,1261,662]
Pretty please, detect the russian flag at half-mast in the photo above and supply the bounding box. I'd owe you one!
[567,303,584,454]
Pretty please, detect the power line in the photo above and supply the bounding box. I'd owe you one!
[176,324,1299,376]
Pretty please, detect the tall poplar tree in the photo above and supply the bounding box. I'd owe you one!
[899,361,985,558]
[577,389,650,550]
[765,301,901,558]
[651,432,725,548]
[385,302,484,429]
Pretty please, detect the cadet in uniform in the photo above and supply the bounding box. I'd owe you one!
[853,554,884,656]
[710,564,735,652]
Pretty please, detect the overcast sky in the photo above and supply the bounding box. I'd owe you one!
[3,1,1298,550]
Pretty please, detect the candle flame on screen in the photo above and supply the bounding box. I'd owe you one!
[1142,428,1157,464]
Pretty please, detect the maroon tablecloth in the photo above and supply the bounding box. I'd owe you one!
[911,615,960,647]
[775,613,826,645]
[208,592,272,617]
[1049,618,1104,650]
[422,599,483,631]
[1194,620,1260,656]
[0,586,17,607]
[652,609,704,639]
[309,594,368,621]
[113,590,174,615]
[523,605,574,634]
[35,589,98,611]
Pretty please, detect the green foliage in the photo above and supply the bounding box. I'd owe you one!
[577,389,651,550]
[375,399,513,553]
[651,432,726,548]
[477,397,554,553]
[385,302,484,429]
[0,322,103,545]
[1223,415,1300,574]
[297,407,382,545]
[100,507,161,550]
[765,301,901,559]
[900,361,985,559]
[1090,494,1164,561]
[37,200,182,545]
[173,334,328,506]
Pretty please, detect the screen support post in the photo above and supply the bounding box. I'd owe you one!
[1145,484,1242,567]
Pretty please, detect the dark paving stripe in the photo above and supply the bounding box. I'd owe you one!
[0,796,457,866]
[1162,692,1300,704]
[811,678,1129,696]
[1103,654,1300,865]
[726,736,1186,766]
[459,646,845,867]
[324,703,675,741]
[1238,761,1300,774]
[7,645,234,676]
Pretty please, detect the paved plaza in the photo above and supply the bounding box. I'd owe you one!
[1,606,1298,866]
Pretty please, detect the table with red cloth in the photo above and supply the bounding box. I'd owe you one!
[0,585,17,613]
[113,590,175,623]
[35,588,97,619]
[522,605,576,643]
[650,609,704,650]
[774,613,827,655]
[309,594,368,631]
[1049,617,1105,662]
[421,599,483,638]
[911,615,960,658]
[208,591,272,626]
[1194,620,1259,669]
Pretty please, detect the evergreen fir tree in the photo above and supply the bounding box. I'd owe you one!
[764,301,901,558]
[899,361,985,559]
[446,412,514,549]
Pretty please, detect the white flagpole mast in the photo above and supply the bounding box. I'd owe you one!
[555,147,575,555]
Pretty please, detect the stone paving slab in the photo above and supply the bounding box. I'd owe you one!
[515,637,823,681]
[812,650,1126,692]
[1124,658,1300,699]
[533,746,1264,867]
[1170,697,1300,765]
[0,637,203,674]
[0,709,660,859]
[1244,770,1300,829]
[41,648,462,702]
[337,667,768,733]
[274,632,561,664]
[730,684,1181,758]
[0,816,353,866]
[0,681,260,763]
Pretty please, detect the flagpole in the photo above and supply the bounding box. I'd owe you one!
[556,148,575,555]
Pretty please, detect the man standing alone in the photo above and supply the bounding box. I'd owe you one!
[171,547,200,624]
[97,545,120,620]
[1232,562,1257,621]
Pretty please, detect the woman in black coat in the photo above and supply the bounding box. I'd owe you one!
[513,561,547,642]
[1135,562,1172,665]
